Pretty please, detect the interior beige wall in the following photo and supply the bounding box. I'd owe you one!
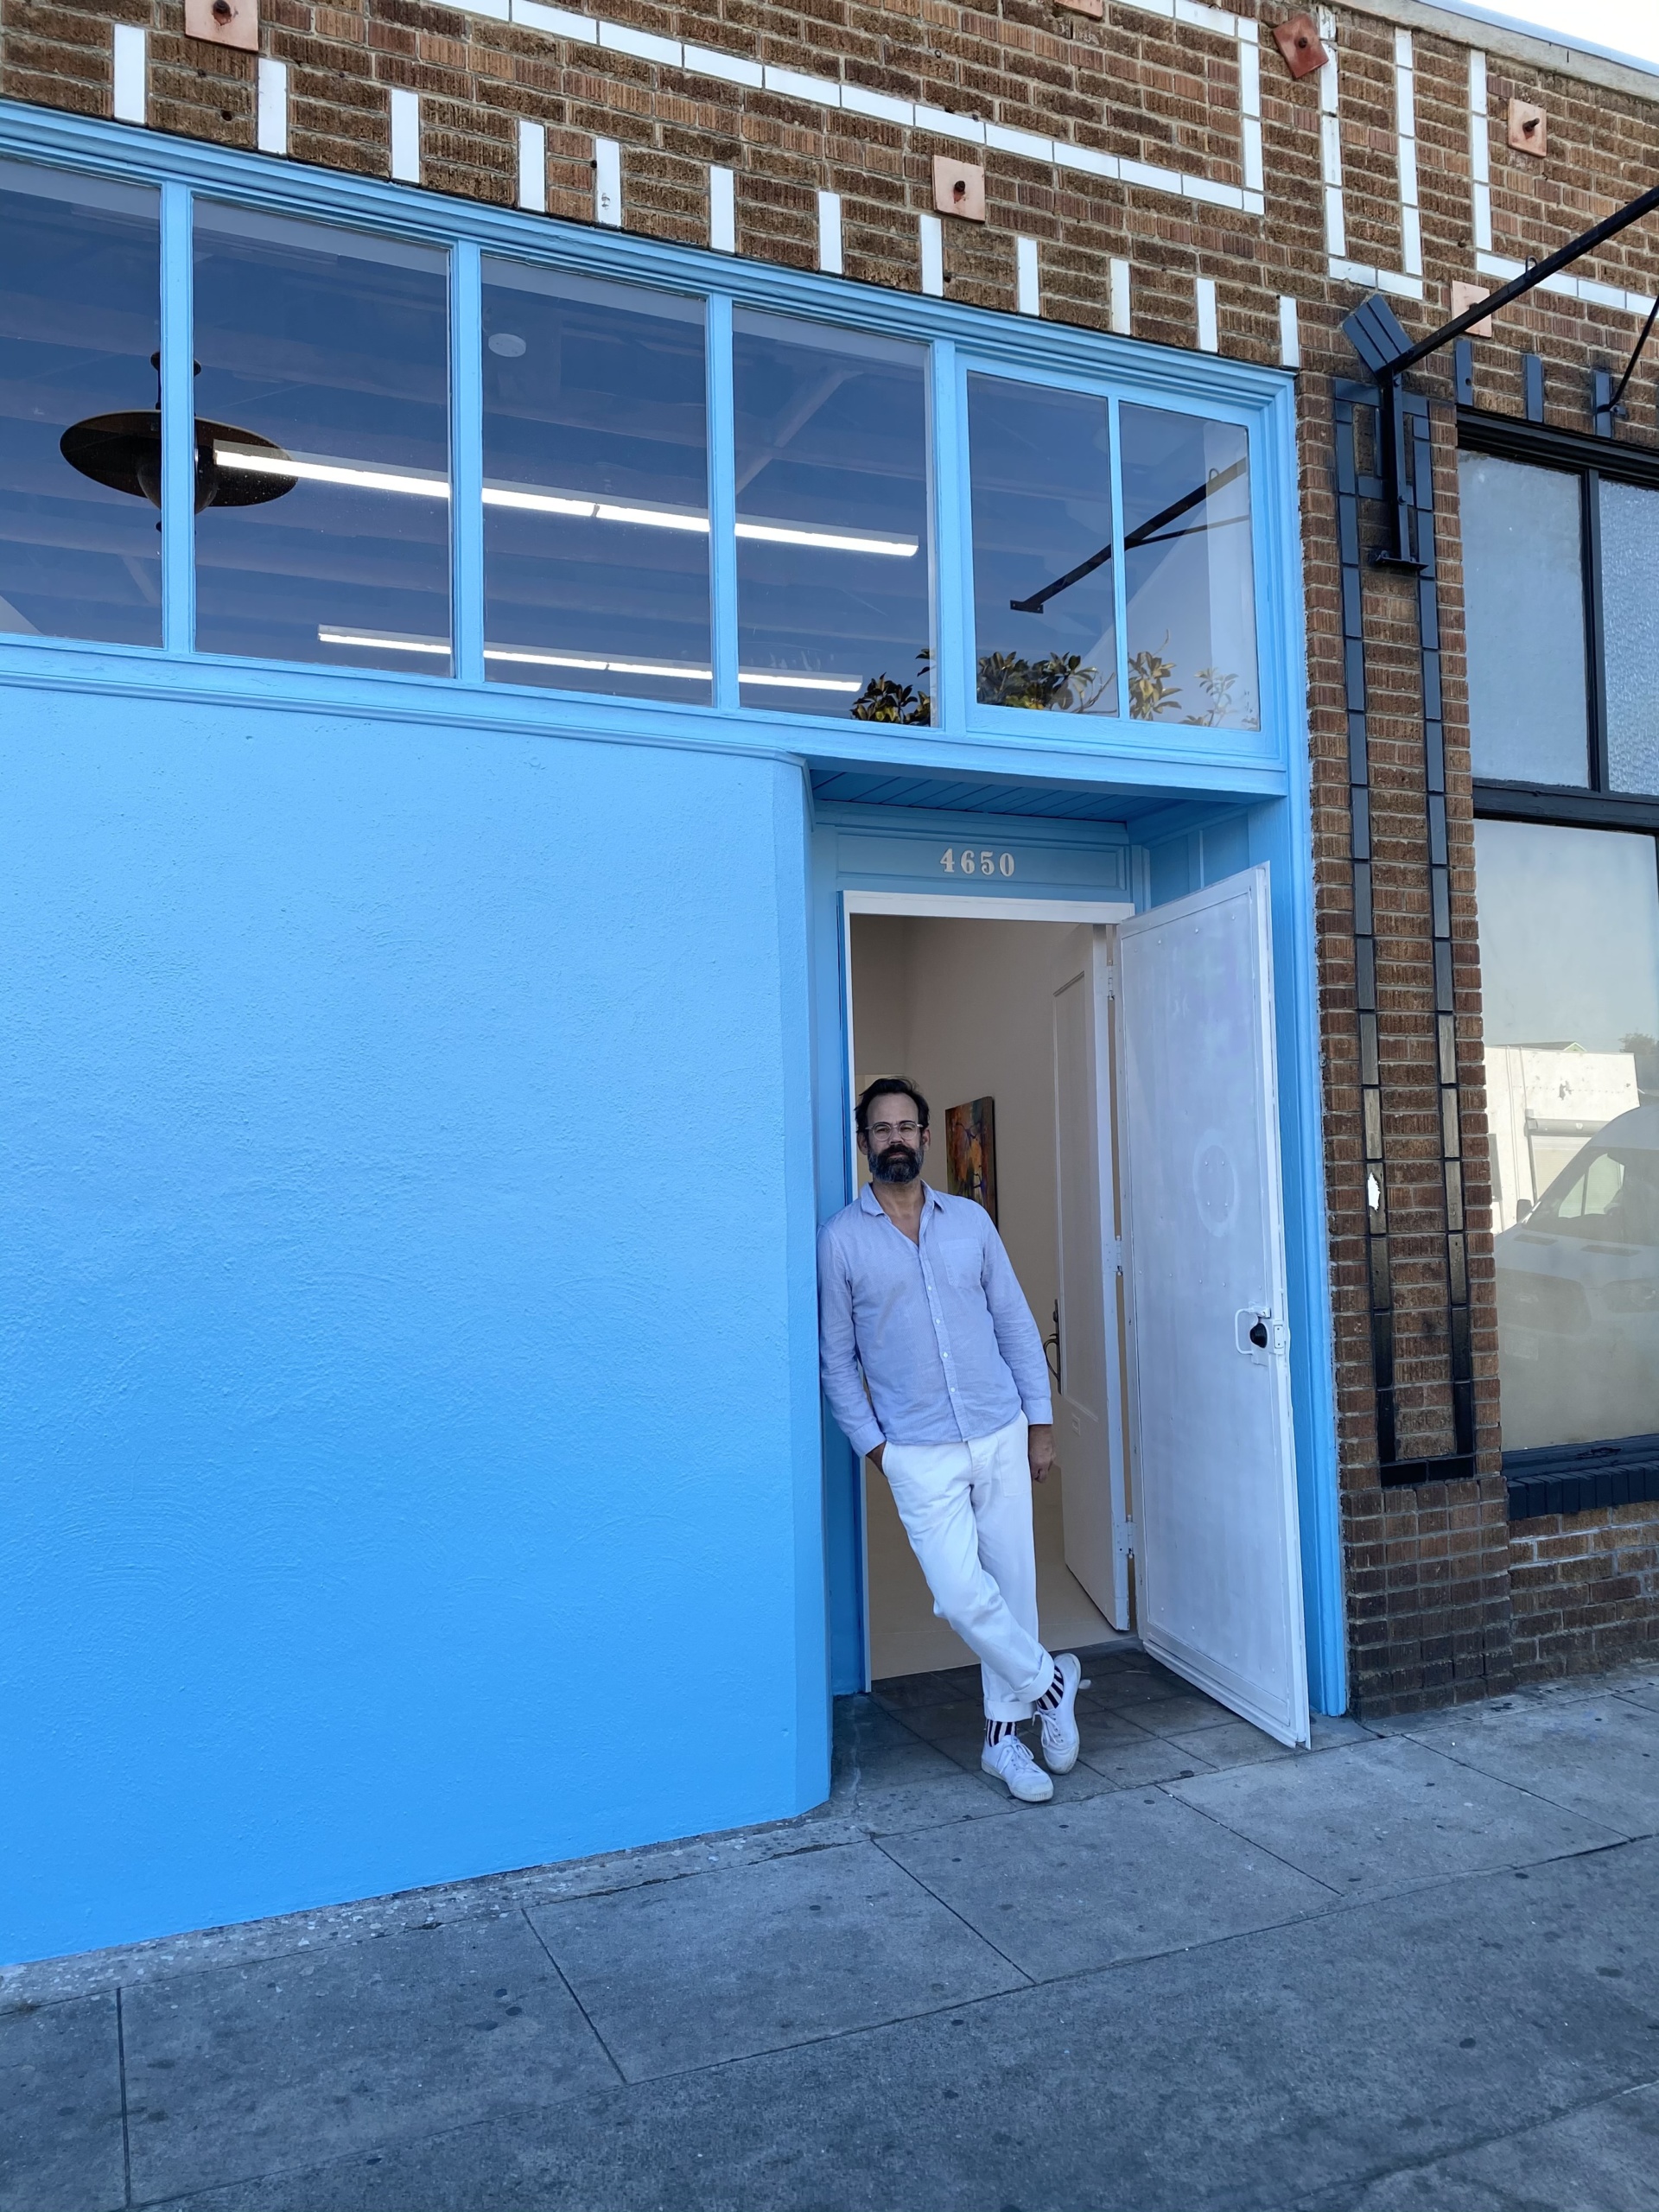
[848,913,1116,1680]
[848,915,910,1193]
[849,915,1071,1304]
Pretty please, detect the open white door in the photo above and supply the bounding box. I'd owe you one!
[1051,926,1130,1629]
[1116,867,1309,1746]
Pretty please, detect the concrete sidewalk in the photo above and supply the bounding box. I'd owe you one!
[6,1647,1659,2212]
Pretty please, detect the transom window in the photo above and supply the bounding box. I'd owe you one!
[1459,435,1659,798]
[0,156,1271,745]
[0,161,161,648]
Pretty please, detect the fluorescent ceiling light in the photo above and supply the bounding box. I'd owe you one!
[486,645,712,680]
[738,671,864,693]
[319,626,710,680]
[321,627,862,696]
[219,447,449,499]
[734,520,918,558]
[481,486,599,519]
[319,626,450,654]
[231,448,918,558]
[593,501,710,534]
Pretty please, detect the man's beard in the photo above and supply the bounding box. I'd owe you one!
[872,1141,921,1184]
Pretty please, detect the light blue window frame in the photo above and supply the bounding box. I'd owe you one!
[950,353,1274,760]
[0,100,1297,789]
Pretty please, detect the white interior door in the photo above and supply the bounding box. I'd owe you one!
[1051,926,1130,1629]
[1116,866,1309,1746]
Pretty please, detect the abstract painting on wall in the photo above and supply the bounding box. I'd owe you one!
[945,1096,997,1223]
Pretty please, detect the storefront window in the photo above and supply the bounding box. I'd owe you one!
[482,264,709,704]
[1459,452,1589,786]
[967,374,1118,715]
[1477,818,1659,1450]
[733,313,929,721]
[1121,404,1258,730]
[193,206,450,672]
[0,162,161,647]
[1598,479,1659,798]
[3,156,1280,733]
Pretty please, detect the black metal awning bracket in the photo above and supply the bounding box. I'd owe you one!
[1594,291,1659,430]
[1339,180,1659,566]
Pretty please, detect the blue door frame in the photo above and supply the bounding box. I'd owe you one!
[809,787,1346,1718]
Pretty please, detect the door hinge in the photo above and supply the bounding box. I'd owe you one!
[1115,1520,1137,1559]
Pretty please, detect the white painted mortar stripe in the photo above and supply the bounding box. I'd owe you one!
[1109,258,1131,334]
[1469,51,1493,254]
[518,119,546,212]
[389,89,420,182]
[1015,236,1040,316]
[709,165,735,253]
[1278,296,1300,368]
[594,136,622,226]
[467,0,1265,227]
[919,214,944,299]
[1195,275,1218,353]
[257,57,288,157]
[817,190,842,276]
[1478,249,1656,319]
[112,24,146,125]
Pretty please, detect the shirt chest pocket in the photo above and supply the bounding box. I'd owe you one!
[933,1237,984,1294]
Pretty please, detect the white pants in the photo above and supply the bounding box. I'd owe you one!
[880,1412,1055,1722]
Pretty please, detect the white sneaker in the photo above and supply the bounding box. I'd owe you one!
[1039,1653,1084,1774]
[981,1732,1054,1803]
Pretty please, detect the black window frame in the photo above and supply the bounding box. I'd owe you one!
[1459,406,1659,1513]
[1459,407,1659,832]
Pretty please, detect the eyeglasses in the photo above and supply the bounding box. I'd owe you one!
[867,1121,922,1141]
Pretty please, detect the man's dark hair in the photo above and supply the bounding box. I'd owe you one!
[856,1077,930,1137]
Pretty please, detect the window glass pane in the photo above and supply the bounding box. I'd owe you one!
[193,206,450,672]
[0,162,160,645]
[734,312,929,721]
[1459,451,1588,785]
[967,374,1117,715]
[1122,404,1258,729]
[1477,819,1659,1450]
[1599,477,1659,797]
[482,264,709,704]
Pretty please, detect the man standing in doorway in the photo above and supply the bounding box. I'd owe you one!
[817,1077,1083,1803]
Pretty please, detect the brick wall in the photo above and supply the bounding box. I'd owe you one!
[4,0,1659,1706]
[1344,1477,1514,1713]
[1510,1503,1659,1679]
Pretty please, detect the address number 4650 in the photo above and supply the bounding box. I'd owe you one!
[941,848,1016,877]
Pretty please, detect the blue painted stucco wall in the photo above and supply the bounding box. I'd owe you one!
[0,683,825,1964]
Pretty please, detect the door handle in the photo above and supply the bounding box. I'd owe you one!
[1235,1308,1287,1358]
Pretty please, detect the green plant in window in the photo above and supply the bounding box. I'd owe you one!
[976,651,1103,712]
[1187,665,1239,726]
[1128,643,1181,721]
[851,652,932,724]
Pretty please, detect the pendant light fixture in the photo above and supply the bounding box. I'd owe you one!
[60,353,296,514]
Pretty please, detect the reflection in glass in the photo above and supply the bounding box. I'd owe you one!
[483,264,709,704]
[1459,452,1588,786]
[0,162,160,645]
[1121,405,1257,729]
[193,206,450,671]
[1599,478,1659,798]
[967,375,1116,715]
[733,313,930,720]
[1477,818,1659,1449]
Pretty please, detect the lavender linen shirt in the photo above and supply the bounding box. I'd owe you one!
[817,1181,1054,1458]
